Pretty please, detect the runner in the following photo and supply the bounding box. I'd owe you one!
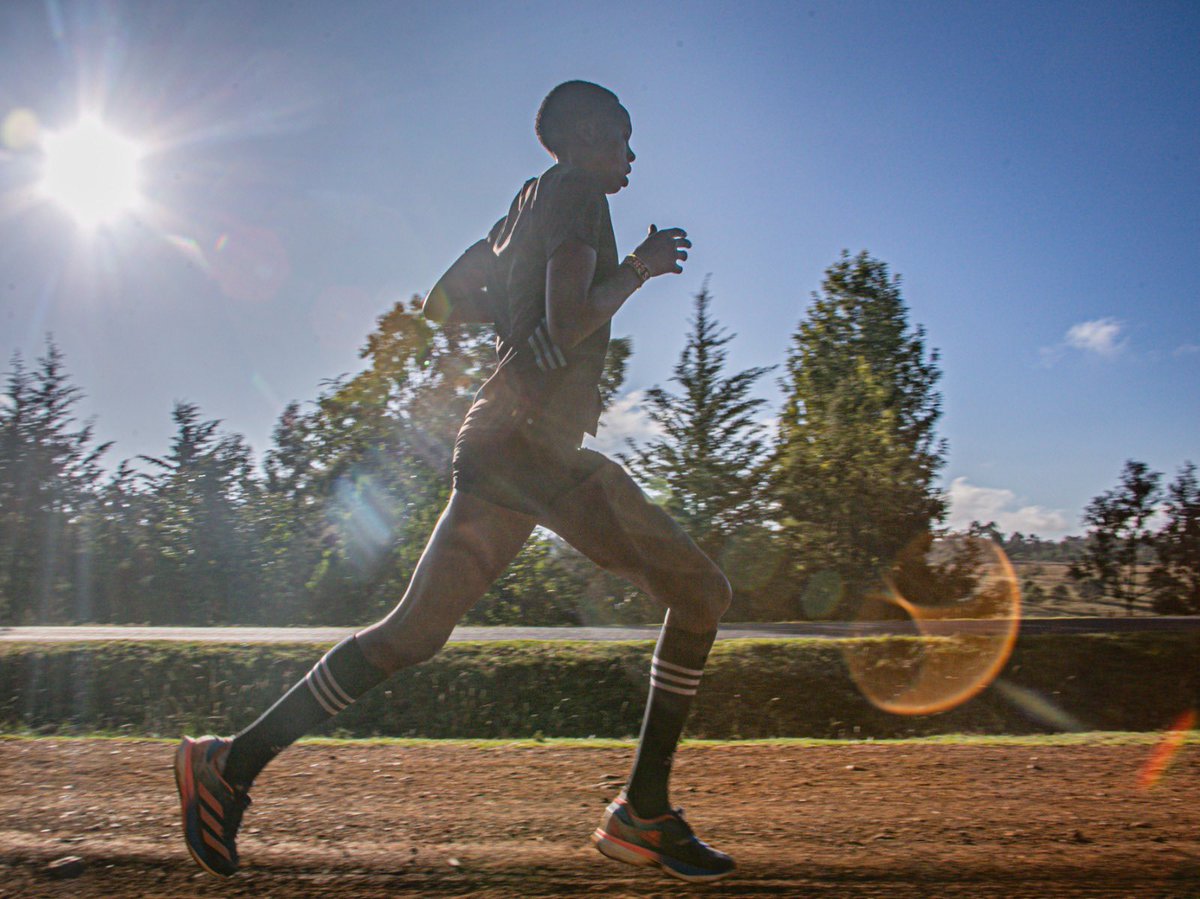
[175,80,735,884]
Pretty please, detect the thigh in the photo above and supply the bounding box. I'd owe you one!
[364,490,536,640]
[538,454,720,606]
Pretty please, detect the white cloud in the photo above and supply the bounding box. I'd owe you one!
[1174,343,1200,357]
[584,390,663,455]
[1064,317,1124,356]
[945,476,1071,537]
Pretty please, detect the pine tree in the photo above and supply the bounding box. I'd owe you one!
[1069,460,1162,615]
[621,287,771,614]
[1149,462,1200,614]
[772,251,946,617]
[139,402,262,624]
[0,341,109,623]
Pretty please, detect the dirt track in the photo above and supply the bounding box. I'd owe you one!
[2,739,1198,897]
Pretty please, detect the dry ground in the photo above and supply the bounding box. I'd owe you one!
[1,738,1198,898]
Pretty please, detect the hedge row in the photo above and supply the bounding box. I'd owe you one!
[1,634,1196,739]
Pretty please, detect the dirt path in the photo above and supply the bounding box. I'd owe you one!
[2,739,1197,897]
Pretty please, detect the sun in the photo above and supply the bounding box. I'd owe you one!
[39,116,145,229]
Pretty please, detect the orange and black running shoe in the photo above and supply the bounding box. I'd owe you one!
[593,796,735,883]
[174,735,250,878]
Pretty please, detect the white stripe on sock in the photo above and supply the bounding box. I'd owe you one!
[650,663,701,688]
[317,657,354,706]
[652,656,705,678]
[650,677,698,697]
[310,664,347,714]
[305,670,341,715]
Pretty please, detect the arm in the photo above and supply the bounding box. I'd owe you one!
[422,239,495,325]
[545,226,691,349]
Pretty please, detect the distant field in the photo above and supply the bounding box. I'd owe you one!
[1011,561,1157,618]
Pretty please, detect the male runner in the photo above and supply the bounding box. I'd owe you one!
[175,80,735,884]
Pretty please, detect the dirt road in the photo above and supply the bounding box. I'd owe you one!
[2,739,1198,897]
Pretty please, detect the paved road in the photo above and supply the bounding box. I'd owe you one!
[1,617,1196,644]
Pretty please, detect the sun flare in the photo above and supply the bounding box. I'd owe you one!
[39,116,145,228]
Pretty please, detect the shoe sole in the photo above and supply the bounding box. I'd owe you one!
[592,828,735,883]
[174,738,234,879]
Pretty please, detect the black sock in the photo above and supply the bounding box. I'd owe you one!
[625,623,716,818]
[223,635,387,790]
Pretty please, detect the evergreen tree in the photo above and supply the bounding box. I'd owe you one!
[621,287,771,615]
[1069,459,1162,615]
[0,342,109,623]
[1149,461,1200,614]
[772,251,946,617]
[139,402,263,624]
[91,460,156,623]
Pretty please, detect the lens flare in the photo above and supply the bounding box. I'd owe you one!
[843,534,1021,716]
[1137,709,1197,791]
[210,226,290,302]
[993,678,1088,732]
[328,466,397,576]
[2,107,40,150]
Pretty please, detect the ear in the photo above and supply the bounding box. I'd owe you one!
[574,115,602,146]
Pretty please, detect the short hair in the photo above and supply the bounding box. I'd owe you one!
[535,81,620,156]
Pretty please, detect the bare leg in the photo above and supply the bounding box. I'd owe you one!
[545,456,735,876]
[357,490,537,671]
[539,458,731,631]
[221,490,534,790]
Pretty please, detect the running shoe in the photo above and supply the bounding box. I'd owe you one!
[174,735,250,878]
[592,796,735,883]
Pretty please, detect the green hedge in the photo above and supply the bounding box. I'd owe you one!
[1,634,1196,739]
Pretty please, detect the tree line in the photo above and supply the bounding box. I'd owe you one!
[1,251,1194,625]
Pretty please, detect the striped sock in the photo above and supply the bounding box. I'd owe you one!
[625,624,716,818]
[222,636,387,790]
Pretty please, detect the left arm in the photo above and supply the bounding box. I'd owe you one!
[423,239,495,325]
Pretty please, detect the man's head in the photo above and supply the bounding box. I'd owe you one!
[536,80,634,194]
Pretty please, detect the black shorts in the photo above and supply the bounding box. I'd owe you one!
[452,391,607,518]
[453,387,722,608]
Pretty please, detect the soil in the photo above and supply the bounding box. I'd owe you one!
[1,739,1198,898]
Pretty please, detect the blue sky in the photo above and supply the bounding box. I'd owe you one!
[1,0,1197,537]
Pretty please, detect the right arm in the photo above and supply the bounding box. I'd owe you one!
[544,225,691,349]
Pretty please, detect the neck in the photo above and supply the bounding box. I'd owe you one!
[557,147,595,171]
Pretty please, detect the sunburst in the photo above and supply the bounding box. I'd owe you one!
[39,116,145,229]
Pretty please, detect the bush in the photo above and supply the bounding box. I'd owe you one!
[1,634,1195,739]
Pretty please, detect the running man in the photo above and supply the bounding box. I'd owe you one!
[175,80,735,884]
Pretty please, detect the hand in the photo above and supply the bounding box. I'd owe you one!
[632,224,691,277]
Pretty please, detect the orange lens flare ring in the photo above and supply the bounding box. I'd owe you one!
[1137,709,1197,791]
[844,536,1022,716]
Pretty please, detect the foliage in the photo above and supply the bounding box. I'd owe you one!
[3,254,1194,627]
[1148,462,1200,614]
[771,251,947,617]
[620,287,773,617]
[0,298,644,627]
[1069,460,1163,615]
[0,341,109,623]
[3,633,1196,739]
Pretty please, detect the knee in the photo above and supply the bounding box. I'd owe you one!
[706,569,734,624]
[359,628,448,675]
[680,567,732,632]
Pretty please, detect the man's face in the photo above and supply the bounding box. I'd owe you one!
[584,105,635,194]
